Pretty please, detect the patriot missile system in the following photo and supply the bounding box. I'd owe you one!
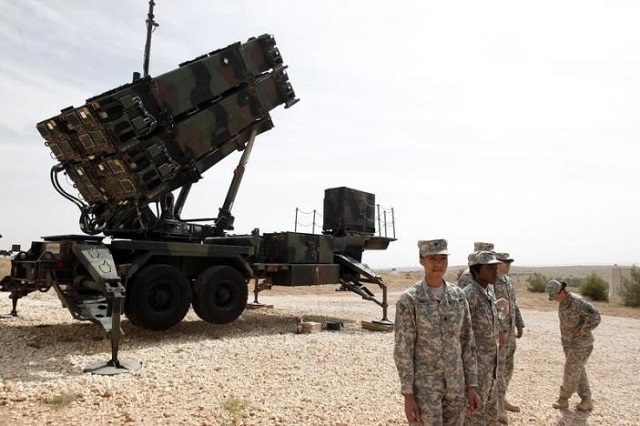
[0,7,395,375]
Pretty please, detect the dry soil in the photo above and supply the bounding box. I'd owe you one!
[0,264,638,425]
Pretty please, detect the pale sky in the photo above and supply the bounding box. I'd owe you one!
[1,0,639,269]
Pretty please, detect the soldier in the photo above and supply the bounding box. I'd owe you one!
[464,251,502,425]
[546,279,601,411]
[494,252,525,421]
[394,239,481,425]
[457,242,495,288]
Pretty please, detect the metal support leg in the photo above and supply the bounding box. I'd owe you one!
[247,277,273,309]
[10,293,18,316]
[83,288,141,375]
[0,293,19,318]
[372,280,393,326]
[252,277,262,305]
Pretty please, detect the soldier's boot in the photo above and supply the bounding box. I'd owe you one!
[552,397,569,409]
[503,398,520,412]
[576,397,593,411]
[497,398,509,424]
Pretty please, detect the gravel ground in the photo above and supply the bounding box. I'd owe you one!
[0,284,639,425]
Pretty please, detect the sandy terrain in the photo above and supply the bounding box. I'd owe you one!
[0,263,639,425]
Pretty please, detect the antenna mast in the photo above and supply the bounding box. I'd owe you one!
[142,1,158,78]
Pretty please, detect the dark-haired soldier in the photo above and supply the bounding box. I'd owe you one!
[457,242,494,289]
[546,279,601,411]
[464,251,502,425]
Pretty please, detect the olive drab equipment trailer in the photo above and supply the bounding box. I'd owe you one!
[0,3,396,375]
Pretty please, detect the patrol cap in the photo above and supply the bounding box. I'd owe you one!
[468,251,501,266]
[474,241,494,251]
[418,239,449,257]
[496,252,514,263]
[546,279,565,300]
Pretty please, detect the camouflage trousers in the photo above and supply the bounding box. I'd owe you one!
[465,375,499,426]
[413,378,467,426]
[560,344,593,399]
[497,330,517,397]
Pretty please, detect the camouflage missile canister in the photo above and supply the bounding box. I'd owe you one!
[36,34,297,234]
[323,187,376,235]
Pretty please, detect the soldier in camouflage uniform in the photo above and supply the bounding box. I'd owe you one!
[464,251,502,425]
[394,239,481,425]
[546,279,601,411]
[494,252,525,421]
[457,242,494,289]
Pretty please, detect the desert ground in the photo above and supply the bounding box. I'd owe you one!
[0,258,639,425]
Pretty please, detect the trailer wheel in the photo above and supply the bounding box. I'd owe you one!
[192,265,248,324]
[124,264,192,330]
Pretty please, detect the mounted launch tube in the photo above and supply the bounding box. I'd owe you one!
[36,34,297,237]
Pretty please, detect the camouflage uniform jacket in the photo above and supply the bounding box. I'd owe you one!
[394,280,478,395]
[464,280,500,380]
[494,274,525,334]
[559,293,601,348]
[457,269,473,288]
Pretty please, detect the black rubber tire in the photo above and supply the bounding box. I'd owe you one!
[192,265,248,324]
[124,264,192,331]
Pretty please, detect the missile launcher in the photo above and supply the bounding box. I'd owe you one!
[37,34,297,238]
[1,12,396,375]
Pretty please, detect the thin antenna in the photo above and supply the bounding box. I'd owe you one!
[142,0,159,78]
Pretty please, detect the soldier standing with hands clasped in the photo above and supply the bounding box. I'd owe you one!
[394,239,481,425]
[546,279,601,411]
[464,251,502,425]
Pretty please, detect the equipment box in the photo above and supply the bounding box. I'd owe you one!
[323,187,375,235]
[260,232,334,264]
[270,264,340,286]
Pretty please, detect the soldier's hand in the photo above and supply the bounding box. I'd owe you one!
[516,327,524,338]
[466,387,482,413]
[403,394,420,424]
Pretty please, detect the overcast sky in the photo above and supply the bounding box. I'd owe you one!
[1,0,639,269]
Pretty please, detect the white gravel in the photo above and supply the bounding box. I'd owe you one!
[0,286,639,425]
